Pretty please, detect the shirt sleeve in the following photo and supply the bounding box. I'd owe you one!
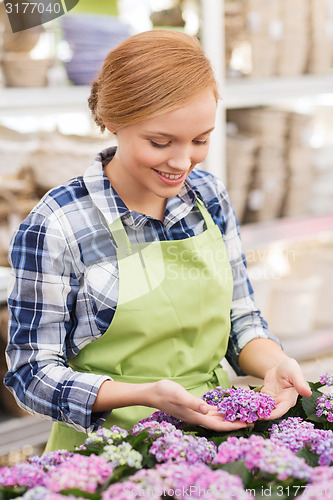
[211,177,282,376]
[5,210,111,433]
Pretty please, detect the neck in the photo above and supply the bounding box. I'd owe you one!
[105,160,167,222]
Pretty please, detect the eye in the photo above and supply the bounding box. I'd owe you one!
[150,140,171,149]
[193,139,208,146]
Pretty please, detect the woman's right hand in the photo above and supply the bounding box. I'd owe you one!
[149,379,252,432]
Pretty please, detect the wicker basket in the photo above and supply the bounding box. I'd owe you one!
[3,53,52,87]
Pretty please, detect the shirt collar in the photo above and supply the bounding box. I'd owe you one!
[84,147,200,229]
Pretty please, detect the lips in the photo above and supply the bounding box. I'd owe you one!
[153,169,187,185]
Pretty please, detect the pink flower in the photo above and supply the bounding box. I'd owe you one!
[44,453,113,493]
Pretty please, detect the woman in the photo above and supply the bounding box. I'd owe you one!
[5,30,311,452]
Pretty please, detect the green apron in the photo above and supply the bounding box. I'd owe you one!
[45,200,233,452]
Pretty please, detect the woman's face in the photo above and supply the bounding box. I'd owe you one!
[106,89,217,208]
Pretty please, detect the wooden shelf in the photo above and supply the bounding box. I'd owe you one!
[223,73,333,109]
[1,73,333,116]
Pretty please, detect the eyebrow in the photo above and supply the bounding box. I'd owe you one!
[144,127,215,138]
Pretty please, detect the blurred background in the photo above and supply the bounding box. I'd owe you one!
[0,0,333,465]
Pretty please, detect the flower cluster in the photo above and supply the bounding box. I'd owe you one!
[269,417,333,466]
[320,372,333,387]
[269,417,318,453]
[29,450,73,470]
[300,480,333,500]
[311,465,333,483]
[203,386,276,422]
[137,410,186,429]
[80,425,128,450]
[309,429,333,466]
[43,453,113,493]
[212,434,312,481]
[0,462,46,489]
[102,462,251,500]
[100,442,142,469]
[149,429,216,464]
[131,420,178,438]
[3,379,333,500]
[316,393,333,422]
[17,486,86,500]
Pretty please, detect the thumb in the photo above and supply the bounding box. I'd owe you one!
[199,402,209,414]
[293,376,312,398]
[186,393,210,414]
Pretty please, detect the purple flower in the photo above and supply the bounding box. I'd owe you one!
[316,393,333,422]
[131,420,178,438]
[269,417,318,453]
[0,462,46,488]
[320,372,333,387]
[149,429,216,464]
[203,386,276,423]
[269,417,333,466]
[28,450,73,470]
[44,453,113,493]
[212,435,311,482]
[136,410,186,429]
[309,429,333,466]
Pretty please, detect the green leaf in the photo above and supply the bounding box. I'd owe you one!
[0,486,27,499]
[101,464,135,487]
[296,448,319,467]
[126,429,151,448]
[309,381,323,391]
[213,461,250,487]
[302,391,325,422]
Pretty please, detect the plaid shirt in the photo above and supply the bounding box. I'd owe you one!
[5,147,280,433]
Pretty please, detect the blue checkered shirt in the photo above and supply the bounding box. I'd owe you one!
[5,147,280,433]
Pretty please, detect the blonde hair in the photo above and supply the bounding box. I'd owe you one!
[88,30,219,132]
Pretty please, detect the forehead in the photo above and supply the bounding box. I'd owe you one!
[136,90,217,137]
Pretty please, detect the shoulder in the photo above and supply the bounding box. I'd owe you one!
[31,176,89,219]
[13,176,91,254]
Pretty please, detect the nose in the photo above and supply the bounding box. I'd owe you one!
[167,147,192,171]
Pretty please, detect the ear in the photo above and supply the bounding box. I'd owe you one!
[102,119,117,134]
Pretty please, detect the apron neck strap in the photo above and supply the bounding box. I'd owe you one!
[109,216,131,252]
[108,199,215,249]
[196,198,216,230]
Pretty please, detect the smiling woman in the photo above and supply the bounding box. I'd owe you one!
[5,30,311,453]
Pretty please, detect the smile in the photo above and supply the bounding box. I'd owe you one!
[153,169,188,186]
[158,171,183,180]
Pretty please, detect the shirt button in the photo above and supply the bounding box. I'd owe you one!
[125,248,132,255]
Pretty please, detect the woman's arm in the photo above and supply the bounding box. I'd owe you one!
[238,337,289,378]
[5,205,111,434]
[92,379,253,432]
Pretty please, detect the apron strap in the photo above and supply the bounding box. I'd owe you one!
[108,199,216,251]
[196,198,216,230]
[108,217,133,255]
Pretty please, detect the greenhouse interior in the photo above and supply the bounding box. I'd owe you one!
[0,0,333,498]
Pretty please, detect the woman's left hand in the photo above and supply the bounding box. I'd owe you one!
[260,357,312,420]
